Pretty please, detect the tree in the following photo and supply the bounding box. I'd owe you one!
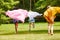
[0,0,19,12]
[35,0,60,12]
[0,0,19,24]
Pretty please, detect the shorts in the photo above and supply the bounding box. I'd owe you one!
[15,22,18,27]
[29,19,35,23]
[13,19,19,23]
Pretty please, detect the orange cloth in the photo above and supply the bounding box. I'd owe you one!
[44,7,60,23]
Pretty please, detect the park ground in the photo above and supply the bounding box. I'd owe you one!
[0,22,60,40]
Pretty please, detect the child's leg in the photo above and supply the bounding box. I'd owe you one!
[44,16,50,23]
[44,15,55,35]
[48,23,51,34]
[48,17,54,35]
[32,22,35,28]
[29,23,31,31]
[15,22,18,33]
[44,15,53,23]
[33,22,35,28]
[50,17,54,35]
[50,24,53,35]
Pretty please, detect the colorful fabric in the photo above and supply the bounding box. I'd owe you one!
[5,9,28,23]
[28,11,42,23]
[28,11,42,18]
[44,7,60,23]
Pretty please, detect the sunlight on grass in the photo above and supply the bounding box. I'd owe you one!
[0,22,60,40]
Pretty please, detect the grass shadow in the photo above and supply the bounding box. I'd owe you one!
[0,30,60,35]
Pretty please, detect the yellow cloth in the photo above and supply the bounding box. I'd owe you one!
[44,7,58,17]
[44,7,60,23]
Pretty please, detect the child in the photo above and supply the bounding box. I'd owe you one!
[28,11,42,31]
[28,15,35,31]
[13,19,19,33]
[43,5,57,35]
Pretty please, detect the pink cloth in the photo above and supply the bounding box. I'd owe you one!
[5,9,28,23]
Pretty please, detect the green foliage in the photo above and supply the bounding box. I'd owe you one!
[0,0,60,24]
[0,0,19,11]
[0,0,19,24]
[35,0,60,10]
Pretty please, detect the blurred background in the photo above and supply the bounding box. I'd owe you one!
[0,0,60,24]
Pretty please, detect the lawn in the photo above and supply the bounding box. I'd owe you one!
[0,22,60,40]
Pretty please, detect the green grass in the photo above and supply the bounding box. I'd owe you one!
[0,22,60,40]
